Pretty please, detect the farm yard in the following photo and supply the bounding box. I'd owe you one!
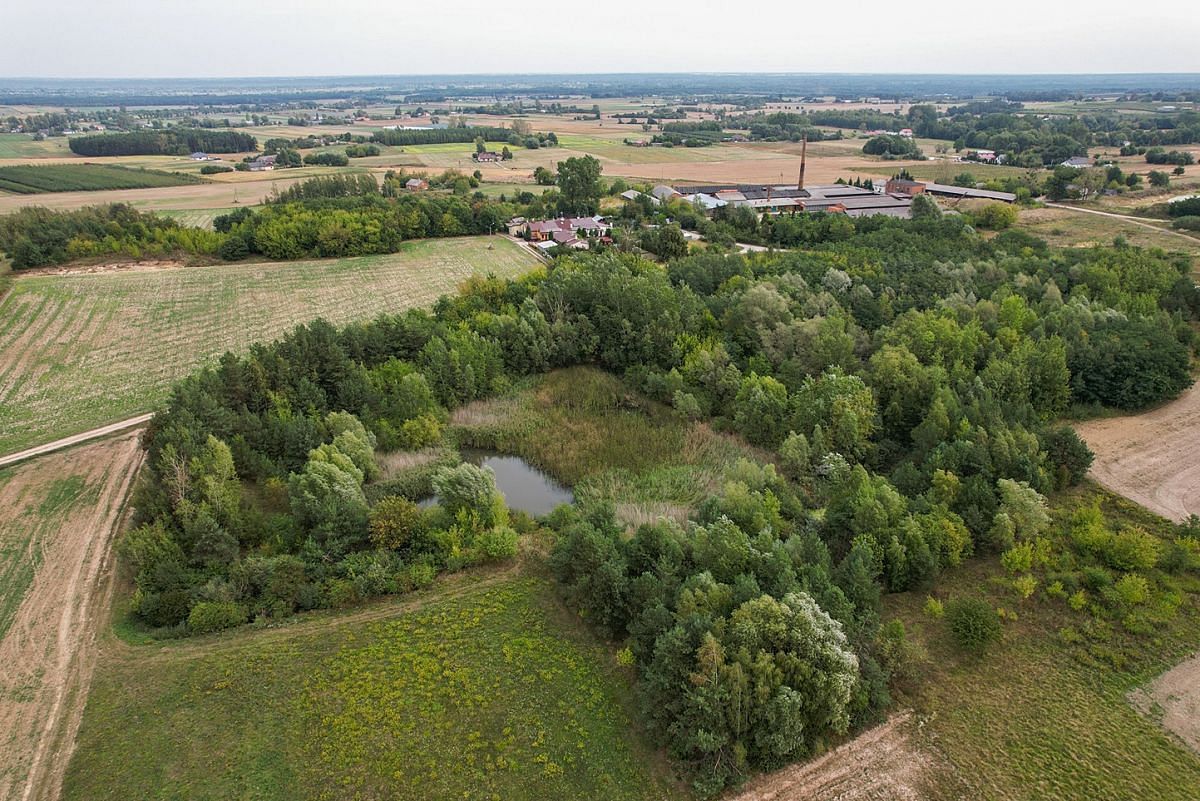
[0,434,144,801]
[62,575,685,801]
[0,236,539,455]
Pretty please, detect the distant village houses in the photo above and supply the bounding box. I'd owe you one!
[405,177,429,191]
[512,216,613,251]
[473,151,502,163]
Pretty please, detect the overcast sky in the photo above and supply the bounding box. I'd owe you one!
[4,0,1198,78]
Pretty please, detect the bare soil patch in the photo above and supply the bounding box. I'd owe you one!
[1129,652,1200,754]
[0,434,143,801]
[725,712,936,801]
[1075,382,1200,522]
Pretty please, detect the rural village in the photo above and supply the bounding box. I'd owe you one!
[2,14,1200,801]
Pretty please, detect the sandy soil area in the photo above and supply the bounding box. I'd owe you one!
[1075,382,1200,522]
[1129,652,1200,754]
[0,435,143,801]
[725,712,935,801]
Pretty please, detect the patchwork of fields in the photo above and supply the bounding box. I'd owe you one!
[63,576,685,801]
[0,236,539,455]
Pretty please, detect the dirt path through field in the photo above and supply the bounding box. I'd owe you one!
[0,415,152,470]
[1044,203,1200,245]
[725,712,935,801]
[1075,382,1200,522]
[0,434,143,801]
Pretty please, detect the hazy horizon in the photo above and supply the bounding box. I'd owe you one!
[5,0,1198,79]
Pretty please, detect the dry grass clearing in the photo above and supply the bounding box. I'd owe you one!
[0,236,539,455]
[0,434,143,801]
[1075,382,1200,523]
[1017,207,1200,263]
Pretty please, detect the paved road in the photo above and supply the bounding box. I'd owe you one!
[1043,202,1200,244]
[0,414,154,470]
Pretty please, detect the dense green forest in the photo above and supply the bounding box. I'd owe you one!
[67,129,257,156]
[121,208,1196,793]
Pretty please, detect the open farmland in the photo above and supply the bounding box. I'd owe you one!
[0,163,200,194]
[0,434,143,801]
[62,575,686,801]
[0,236,539,455]
[1075,381,1200,522]
[0,134,72,159]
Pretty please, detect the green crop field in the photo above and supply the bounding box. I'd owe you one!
[63,575,686,801]
[0,164,201,194]
[0,236,540,455]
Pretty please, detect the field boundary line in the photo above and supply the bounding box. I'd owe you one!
[0,414,154,469]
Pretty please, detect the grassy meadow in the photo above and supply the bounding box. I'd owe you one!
[893,485,1200,801]
[454,367,769,526]
[64,575,687,801]
[0,236,539,454]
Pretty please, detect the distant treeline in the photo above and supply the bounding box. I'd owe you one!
[68,129,258,156]
[0,179,524,267]
[370,126,516,147]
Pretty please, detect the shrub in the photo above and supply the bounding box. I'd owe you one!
[1068,589,1088,611]
[187,601,247,634]
[200,164,233,175]
[923,596,944,618]
[616,646,635,667]
[1171,215,1200,232]
[973,203,1018,230]
[945,597,1001,656]
[1102,527,1160,571]
[474,525,519,561]
[1012,574,1038,600]
[1001,542,1034,574]
[1111,574,1149,608]
[369,496,425,552]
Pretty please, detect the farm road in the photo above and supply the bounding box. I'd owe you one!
[0,414,153,470]
[1044,202,1200,244]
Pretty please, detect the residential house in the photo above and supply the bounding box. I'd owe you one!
[651,184,682,203]
[248,154,277,171]
[1061,156,1092,168]
[473,151,502,163]
[405,178,429,190]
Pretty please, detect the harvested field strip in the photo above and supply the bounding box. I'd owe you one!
[0,236,540,454]
[0,434,144,801]
[1075,381,1200,522]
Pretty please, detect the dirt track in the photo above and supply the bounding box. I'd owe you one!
[1129,651,1200,754]
[1075,382,1200,522]
[0,434,143,801]
[0,415,152,471]
[725,713,934,801]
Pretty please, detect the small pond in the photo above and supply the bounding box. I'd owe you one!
[421,448,573,517]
